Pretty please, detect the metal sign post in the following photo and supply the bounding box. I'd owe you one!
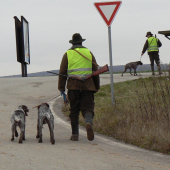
[108,26,114,104]
[94,1,122,105]
[21,63,27,77]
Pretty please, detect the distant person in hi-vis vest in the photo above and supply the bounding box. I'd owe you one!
[58,33,100,141]
[141,31,162,75]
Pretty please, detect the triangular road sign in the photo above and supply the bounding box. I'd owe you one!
[94,1,122,27]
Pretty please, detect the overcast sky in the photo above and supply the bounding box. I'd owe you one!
[0,0,170,76]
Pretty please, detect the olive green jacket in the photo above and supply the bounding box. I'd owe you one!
[58,45,100,92]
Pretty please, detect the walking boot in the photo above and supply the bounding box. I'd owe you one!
[70,134,79,141]
[70,117,79,141]
[151,65,155,76]
[84,113,94,141]
[157,65,163,75]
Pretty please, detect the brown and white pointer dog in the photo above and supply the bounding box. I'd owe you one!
[121,61,143,76]
[11,105,29,143]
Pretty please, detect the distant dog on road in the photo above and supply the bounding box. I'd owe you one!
[11,105,29,143]
[36,103,55,144]
[121,61,143,76]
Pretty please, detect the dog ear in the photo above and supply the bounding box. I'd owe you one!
[42,103,49,108]
[22,105,29,112]
[45,103,50,108]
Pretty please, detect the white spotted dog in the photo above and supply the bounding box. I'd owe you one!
[11,105,29,143]
[36,103,55,144]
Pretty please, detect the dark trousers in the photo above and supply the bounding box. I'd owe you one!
[149,53,160,66]
[68,90,94,119]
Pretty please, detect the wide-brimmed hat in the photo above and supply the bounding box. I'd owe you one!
[69,33,86,44]
[146,31,153,37]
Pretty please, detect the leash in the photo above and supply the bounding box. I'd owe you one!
[32,94,61,109]
[140,56,142,62]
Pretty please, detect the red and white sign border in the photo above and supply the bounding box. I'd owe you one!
[94,1,122,27]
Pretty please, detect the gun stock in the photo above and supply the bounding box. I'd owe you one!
[86,64,109,79]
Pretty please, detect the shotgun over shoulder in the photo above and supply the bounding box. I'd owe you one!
[47,64,109,81]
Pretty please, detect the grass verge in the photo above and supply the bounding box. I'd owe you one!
[62,72,170,154]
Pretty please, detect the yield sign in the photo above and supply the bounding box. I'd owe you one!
[94,1,122,27]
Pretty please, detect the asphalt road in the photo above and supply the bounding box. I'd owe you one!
[0,73,170,170]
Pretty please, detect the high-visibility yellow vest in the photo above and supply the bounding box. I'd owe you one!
[67,48,92,78]
[147,37,158,52]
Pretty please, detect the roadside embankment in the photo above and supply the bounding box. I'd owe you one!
[60,73,170,154]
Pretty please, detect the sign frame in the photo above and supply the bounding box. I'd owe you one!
[14,16,30,77]
[21,16,30,64]
[14,16,24,63]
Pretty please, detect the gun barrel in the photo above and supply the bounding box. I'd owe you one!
[47,71,68,78]
[47,71,84,81]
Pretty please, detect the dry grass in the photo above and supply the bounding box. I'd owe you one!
[62,70,170,154]
[92,74,170,154]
